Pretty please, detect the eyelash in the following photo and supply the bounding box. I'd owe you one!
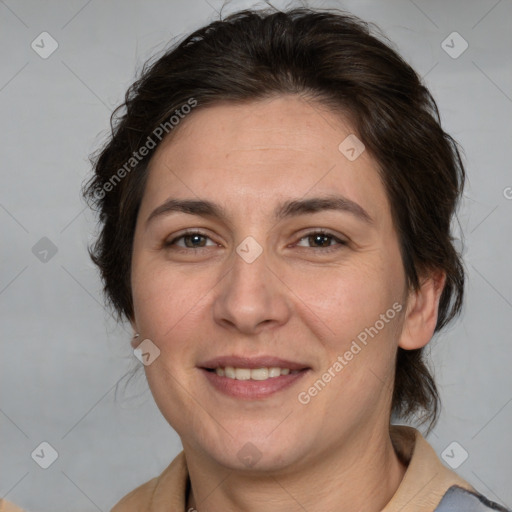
[164,229,347,254]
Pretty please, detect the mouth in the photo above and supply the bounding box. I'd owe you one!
[204,366,303,381]
[199,356,311,399]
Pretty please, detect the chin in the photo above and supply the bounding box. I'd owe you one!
[195,424,314,474]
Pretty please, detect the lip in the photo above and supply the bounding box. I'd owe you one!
[199,355,310,371]
[199,355,311,400]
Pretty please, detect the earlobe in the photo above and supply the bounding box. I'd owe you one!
[398,271,446,351]
[129,317,140,348]
[130,332,140,349]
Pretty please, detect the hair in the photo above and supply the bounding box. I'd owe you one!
[84,7,465,431]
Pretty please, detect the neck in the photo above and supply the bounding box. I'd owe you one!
[185,425,407,512]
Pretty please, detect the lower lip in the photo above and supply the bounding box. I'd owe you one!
[200,368,309,399]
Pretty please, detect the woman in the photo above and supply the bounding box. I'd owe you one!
[81,7,509,512]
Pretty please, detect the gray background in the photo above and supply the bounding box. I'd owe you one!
[1,0,511,510]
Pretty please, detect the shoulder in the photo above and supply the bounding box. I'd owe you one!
[435,485,511,512]
[110,475,160,511]
[0,499,26,512]
[386,426,509,512]
[110,451,188,511]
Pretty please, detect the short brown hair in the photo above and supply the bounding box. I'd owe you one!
[84,7,465,430]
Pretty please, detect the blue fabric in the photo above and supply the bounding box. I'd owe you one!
[434,486,511,512]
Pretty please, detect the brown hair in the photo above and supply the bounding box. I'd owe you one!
[84,7,465,430]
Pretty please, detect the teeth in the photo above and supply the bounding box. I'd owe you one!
[235,368,251,380]
[251,368,268,381]
[214,366,300,381]
[268,367,281,378]
[224,366,236,379]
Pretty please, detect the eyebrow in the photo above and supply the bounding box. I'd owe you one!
[146,195,373,227]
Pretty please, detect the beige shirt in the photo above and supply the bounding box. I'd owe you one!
[0,501,24,512]
[109,425,476,511]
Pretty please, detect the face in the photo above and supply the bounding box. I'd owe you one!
[130,95,410,472]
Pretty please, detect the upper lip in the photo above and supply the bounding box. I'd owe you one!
[199,356,310,371]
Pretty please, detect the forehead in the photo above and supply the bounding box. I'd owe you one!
[141,95,390,224]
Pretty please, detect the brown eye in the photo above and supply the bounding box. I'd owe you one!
[308,233,333,248]
[296,231,347,250]
[181,234,208,248]
[166,231,216,249]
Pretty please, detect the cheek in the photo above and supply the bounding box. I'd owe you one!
[284,256,404,344]
[131,261,212,422]
[291,262,404,409]
[131,256,213,348]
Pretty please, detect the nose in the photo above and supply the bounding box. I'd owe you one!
[212,242,291,335]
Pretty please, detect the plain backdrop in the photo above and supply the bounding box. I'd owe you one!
[1,0,511,510]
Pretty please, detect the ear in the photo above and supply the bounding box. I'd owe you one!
[398,270,446,350]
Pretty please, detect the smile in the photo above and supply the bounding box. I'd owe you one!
[210,366,300,381]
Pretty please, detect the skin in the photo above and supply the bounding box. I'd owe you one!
[130,95,445,512]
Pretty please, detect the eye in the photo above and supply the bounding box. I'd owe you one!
[295,231,347,251]
[165,230,218,249]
